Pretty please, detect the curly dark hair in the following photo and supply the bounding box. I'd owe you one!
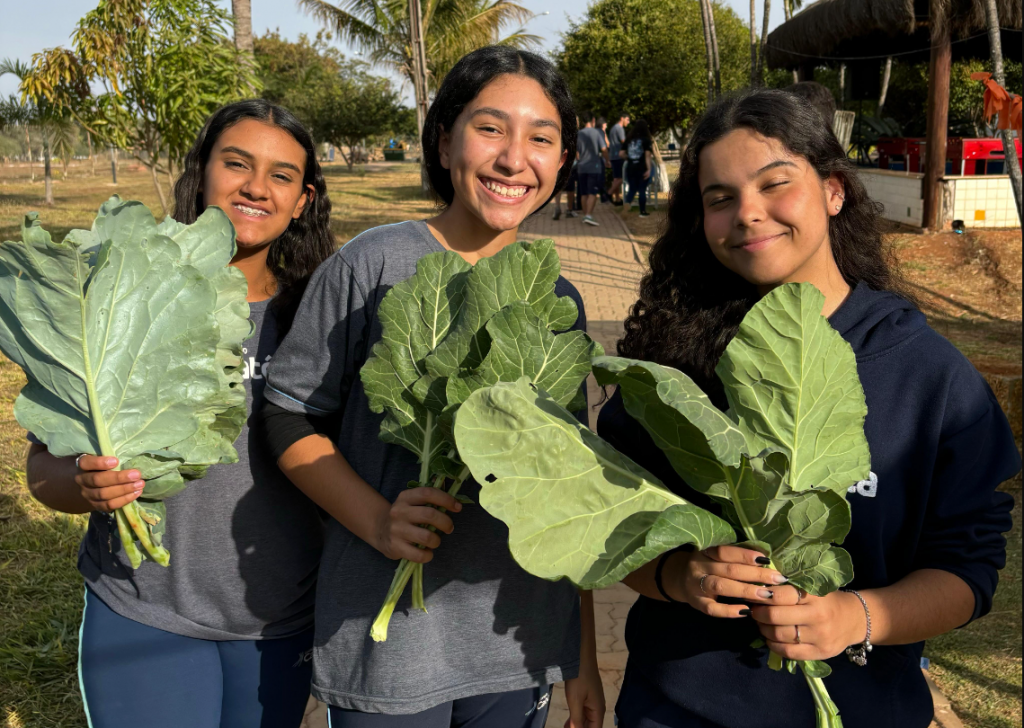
[422,45,577,208]
[172,99,336,338]
[619,88,910,404]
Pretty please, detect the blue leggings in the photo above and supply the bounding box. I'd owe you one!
[625,166,650,213]
[78,587,314,728]
[328,685,551,728]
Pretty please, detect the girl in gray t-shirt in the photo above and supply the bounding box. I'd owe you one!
[263,47,606,727]
[25,100,335,728]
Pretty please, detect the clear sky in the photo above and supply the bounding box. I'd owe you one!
[0,0,788,101]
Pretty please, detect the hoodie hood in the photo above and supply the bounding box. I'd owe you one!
[828,282,926,360]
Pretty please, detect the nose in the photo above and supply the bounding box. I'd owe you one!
[494,131,528,176]
[734,191,766,229]
[239,171,269,200]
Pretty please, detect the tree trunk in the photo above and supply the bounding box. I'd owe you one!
[922,1,951,230]
[231,0,254,52]
[408,0,431,194]
[25,127,34,182]
[878,57,892,114]
[149,160,168,215]
[786,0,798,83]
[87,129,95,176]
[750,0,758,86]
[707,0,722,95]
[699,0,716,103]
[838,63,846,110]
[757,0,772,84]
[982,0,1022,221]
[43,136,54,205]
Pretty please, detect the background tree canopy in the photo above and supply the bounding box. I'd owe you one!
[254,32,411,168]
[556,0,749,137]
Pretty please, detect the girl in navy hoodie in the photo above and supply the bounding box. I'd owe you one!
[600,89,1019,728]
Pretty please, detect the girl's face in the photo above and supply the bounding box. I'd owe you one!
[202,119,313,250]
[439,74,567,231]
[698,128,844,288]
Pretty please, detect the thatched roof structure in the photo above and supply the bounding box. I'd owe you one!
[766,0,1022,69]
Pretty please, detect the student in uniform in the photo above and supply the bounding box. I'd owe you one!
[25,100,336,728]
[599,88,1019,728]
[261,46,605,728]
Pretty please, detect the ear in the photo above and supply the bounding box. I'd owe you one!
[293,184,314,220]
[438,125,451,170]
[825,173,846,217]
[557,147,568,172]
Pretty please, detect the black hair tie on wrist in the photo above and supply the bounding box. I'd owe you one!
[655,549,684,603]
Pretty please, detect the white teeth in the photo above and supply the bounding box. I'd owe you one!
[235,204,269,217]
[484,180,527,198]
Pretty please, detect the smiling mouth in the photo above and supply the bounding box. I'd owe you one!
[735,233,784,250]
[480,177,531,200]
[233,203,270,218]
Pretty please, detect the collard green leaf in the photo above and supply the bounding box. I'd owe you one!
[716,282,871,494]
[446,302,603,409]
[427,238,579,377]
[592,357,747,495]
[360,251,471,477]
[455,378,736,589]
[0,197,251,566]
[775,542,854,596]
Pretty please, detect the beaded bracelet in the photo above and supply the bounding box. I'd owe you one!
[843,589,873,666]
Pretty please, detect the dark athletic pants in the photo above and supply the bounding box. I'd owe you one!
[78,587,314,728]
[624,164,650,214]
[328,685,552,728]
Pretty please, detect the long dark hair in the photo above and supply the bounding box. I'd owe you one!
[172,99,335,338]
[422,46,577,207]
[625,118,651,145]
[619,89,909,404]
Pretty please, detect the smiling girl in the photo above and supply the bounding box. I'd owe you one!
[599,89,1019,728]
[261,47,605,727]
[25,100,335,728]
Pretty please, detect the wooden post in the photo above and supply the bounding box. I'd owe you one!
[922,0,951,230]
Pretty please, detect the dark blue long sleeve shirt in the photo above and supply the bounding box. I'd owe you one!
[603,283,1019,728]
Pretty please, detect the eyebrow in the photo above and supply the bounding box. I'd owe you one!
[469,107,561,131]
[700,159,797,196]
[219,146,303,174]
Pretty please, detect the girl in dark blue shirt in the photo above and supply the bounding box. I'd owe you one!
[601,89,1019,728]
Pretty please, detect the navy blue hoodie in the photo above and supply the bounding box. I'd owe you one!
[601,283,1019,728]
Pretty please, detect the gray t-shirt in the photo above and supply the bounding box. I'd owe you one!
[264,221,583,714]
[79,300,324,640]
[609,123,626,159]
[576,127,607,175]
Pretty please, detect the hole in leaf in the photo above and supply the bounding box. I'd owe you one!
[485,474,497,483]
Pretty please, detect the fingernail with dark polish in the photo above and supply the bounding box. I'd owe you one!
[755,556,771,565]
[739,608,751,616]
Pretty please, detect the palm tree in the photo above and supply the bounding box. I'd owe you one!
[296,0,539,94]
[232,0,254,52]
[0,58,73,205]
[982,0,1022,219]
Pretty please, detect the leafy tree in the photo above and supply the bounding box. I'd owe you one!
[296,0,538,93]
[22,0,260,214]
[557,0,749,138]
[255,32,409,170]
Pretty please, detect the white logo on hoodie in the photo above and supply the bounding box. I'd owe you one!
[848,471,878,498]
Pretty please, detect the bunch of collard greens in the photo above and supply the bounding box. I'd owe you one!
[359,239,603,641]
[455,283,869,728]
[0,197,252,568]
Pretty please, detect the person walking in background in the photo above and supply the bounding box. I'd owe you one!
[553,118,580,221]
[596,117,611,204]
[576,111,609,226]
[623,118,653,218]
[607,113,629,205]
